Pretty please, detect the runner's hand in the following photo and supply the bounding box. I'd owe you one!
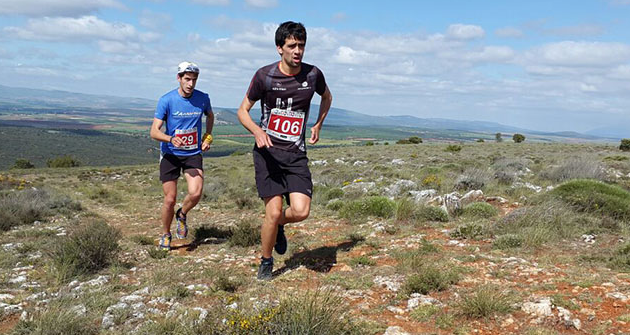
[309,125,321,144]
[201,141,211,151]
[170,136,183,147]
[254,129,273,148]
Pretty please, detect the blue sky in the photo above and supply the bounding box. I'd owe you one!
[1,0,630,132]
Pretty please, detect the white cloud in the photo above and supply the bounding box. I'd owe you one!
[526,41,630,67]
[0,0,125,17]
[608,65,630,79]
[244,0,278,9]
[332,46,379,65]
[495,27,524,38]
[331,12,347,23]
[4,16,153,43]
[446,24,485,40]
[442,46,515,63]
[97,40,141,53]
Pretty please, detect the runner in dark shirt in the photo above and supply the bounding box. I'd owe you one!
[237,21,333,280]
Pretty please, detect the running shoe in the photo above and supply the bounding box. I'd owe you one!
[257,257,273,280]
[274,224,287,255]
[159,232,172,251]
[175,208,188,239]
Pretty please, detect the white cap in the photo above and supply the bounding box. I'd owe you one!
[177,61,200,75]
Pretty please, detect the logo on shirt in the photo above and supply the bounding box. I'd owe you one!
[298,81,311,91]
[173,110,202,117]
[272,82,286,91]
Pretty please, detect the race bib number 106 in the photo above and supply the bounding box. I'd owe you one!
[174,127,198,150]
[266,109,304,142]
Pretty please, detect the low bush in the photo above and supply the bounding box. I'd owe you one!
[543,157,606,182]
[458,285,513,318]
[339,196,396,221]
[415,205,449,223]
[229,218,260,247]
[454,168,492,191]
[492,234,523,249]
[609,242,630,271]
[13,158,35,169]
[402,264,460,295]
[462,202,498,219]
[49,220,121,282]
[47,155,81,168]
[445,144,462,152]
[450,222,485,240]
[10,305,99,335]
[0,188,81,231]
[551,179,630,221]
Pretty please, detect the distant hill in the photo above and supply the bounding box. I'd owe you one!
[0,84,619,141]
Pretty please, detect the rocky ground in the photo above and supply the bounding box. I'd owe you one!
[1,143,630,334]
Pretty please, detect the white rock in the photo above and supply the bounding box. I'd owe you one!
[522,298,553,317]
[409,189,437,204]
[353,160,367,166]
[383,326,410,335]
[460,190,484,206]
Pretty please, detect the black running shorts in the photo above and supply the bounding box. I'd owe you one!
[159,153,203,182]
[253,146,313,199]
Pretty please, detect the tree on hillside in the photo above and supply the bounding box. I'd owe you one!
[409,136,423,144]
[495,133,503,142]
[13,159,35,169]
[512,133,525,143]
[47,155,81,168]
[620,139,630,152]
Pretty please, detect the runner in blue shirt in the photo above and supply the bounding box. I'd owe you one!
[150,61,214,250]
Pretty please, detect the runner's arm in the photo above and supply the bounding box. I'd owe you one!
[309,86,333,144]
[202,111,215,151]
[237,96,273,148]
[150,117,182,147]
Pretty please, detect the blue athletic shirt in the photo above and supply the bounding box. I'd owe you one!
[155,88,212,156]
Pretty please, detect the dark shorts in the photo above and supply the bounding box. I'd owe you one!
[159,153,203,182]
[253,146,312,200]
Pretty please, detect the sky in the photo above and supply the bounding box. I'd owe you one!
[1,0,630,133]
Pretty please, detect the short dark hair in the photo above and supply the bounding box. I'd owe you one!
[275,21,306,47]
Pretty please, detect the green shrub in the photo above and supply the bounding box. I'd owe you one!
[454,168,492,191]
[147,248,169,259]
[10,306,99,335]
[462,202,498,219]
[445,144,462,152]
[512,133,525,143]
[551,179,630,221]
[268,289,361,335]
[0,188,80,231]
[410,305,440,322]
[395,198,415,221]
[13,158,35,169]
[543,157,606,182]
[229,218,260,247]
[450,222,485,240]
[620,139,630,152]
[402,264,460,295]
[326,199,344,211]
[609,242,630,271]
[492,234,523,249]
[324,187,344,201]
[415,205,449,222]
[458,285,513,318]
[212,271,242,293]
[409,136,423,144]
[339,196,396,220]
[47,155,81,168]
[49,220,120,282]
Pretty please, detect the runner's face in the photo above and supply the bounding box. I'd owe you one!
[177,72,198,97]
[278,36,305,68]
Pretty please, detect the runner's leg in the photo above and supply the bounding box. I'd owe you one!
[262,195,283,258]
[161,180,178,235]
[283,192,311,224]
[181,168,204,215]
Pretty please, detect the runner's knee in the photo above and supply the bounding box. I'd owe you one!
[266,208,283,223]
[291,207,310,221]
[163,195,176,208]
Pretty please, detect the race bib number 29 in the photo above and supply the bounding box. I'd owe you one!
[267,108,304,142]
[174,127,197,150]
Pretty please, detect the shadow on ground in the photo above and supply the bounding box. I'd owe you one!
[274,238,362,275]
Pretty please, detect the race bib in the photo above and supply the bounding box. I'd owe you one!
[266,108,304,142]
[174,127,198,150]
